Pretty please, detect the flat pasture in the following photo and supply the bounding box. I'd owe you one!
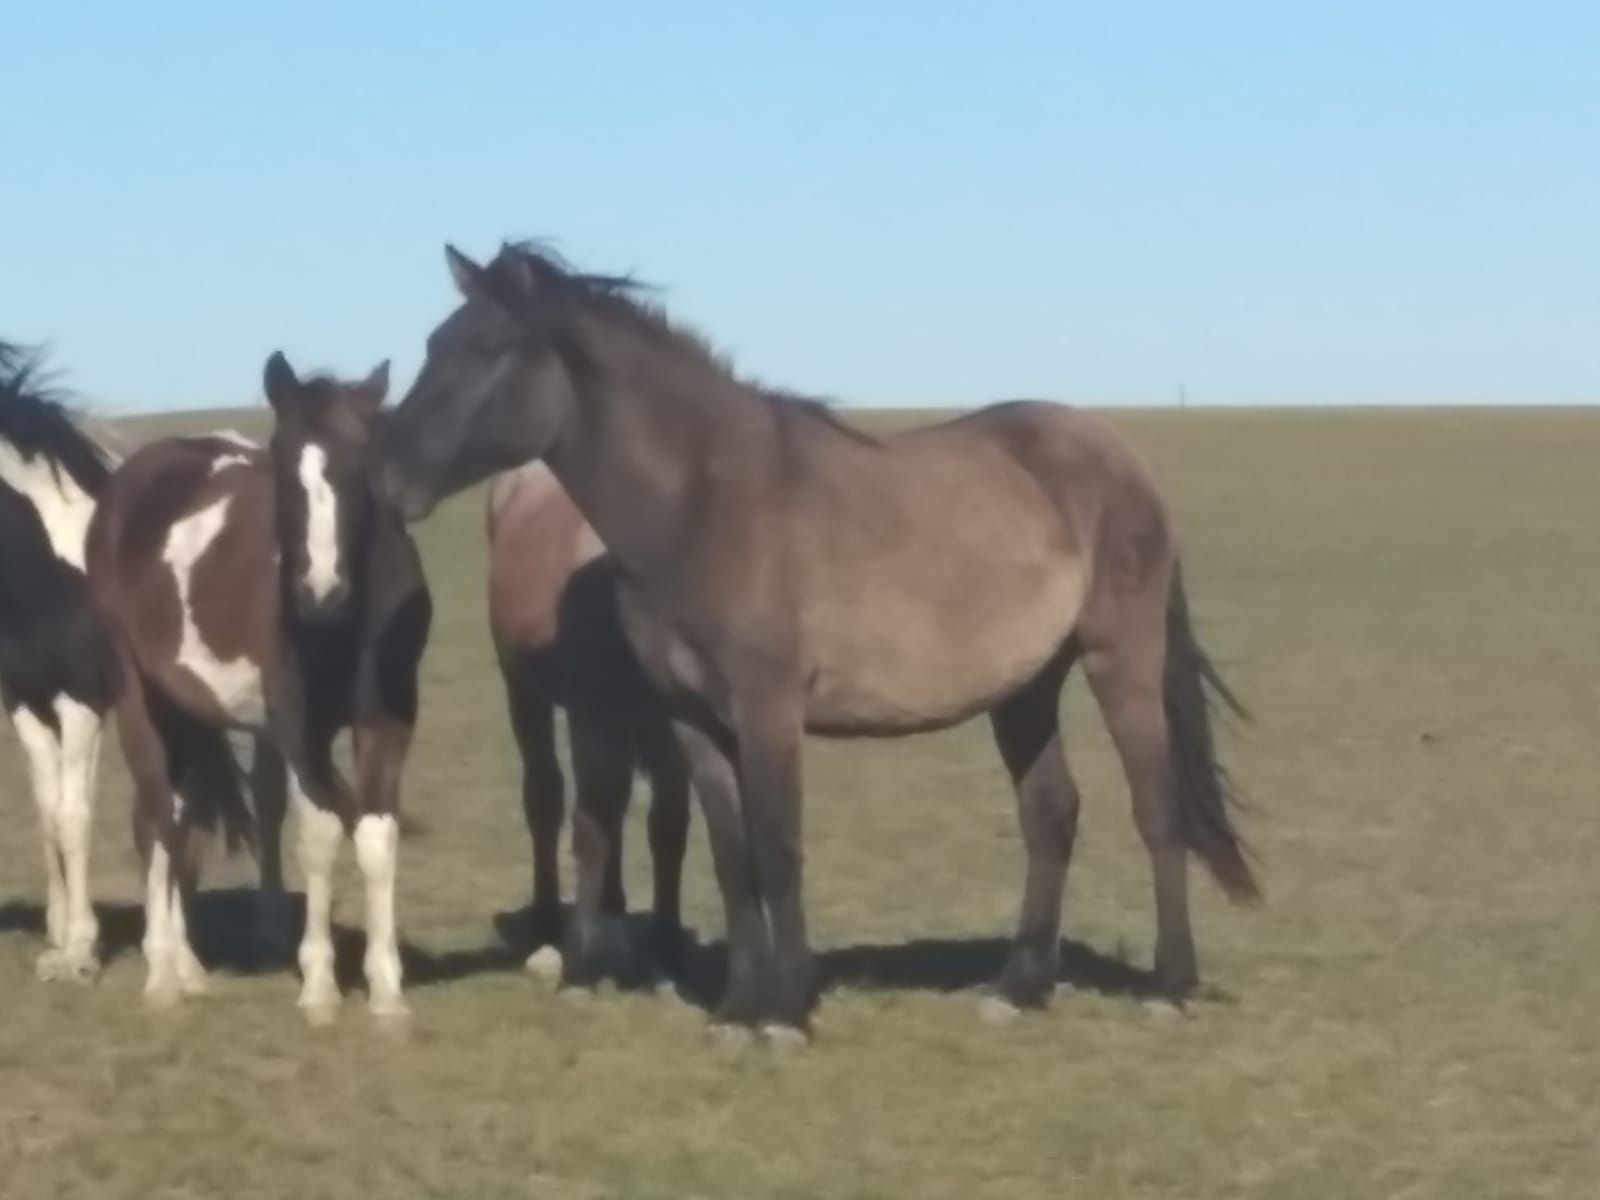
[1,407,1596,1198]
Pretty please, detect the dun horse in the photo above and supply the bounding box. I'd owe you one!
[87,354,432,1020]
[377,242,1259,1040]
[488,462,690,984]
[0,340,116,982]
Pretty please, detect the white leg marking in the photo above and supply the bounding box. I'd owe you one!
[167,864,209,997]
[293,775,344,1019]
[297,443,342,602]
[161,497,266,724]
[353,814,405,1019]
[141,815,207,1004]
[51,698,103,979]
[142,842,179,1004]
[10,707,69,954]
[0,441,98,568]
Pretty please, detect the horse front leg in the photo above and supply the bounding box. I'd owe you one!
[349,586,430,1024]
[731,692,816,1042]
[353,714,411,1022]
[248,736,295,963]
[286,756,345,1024]
[266,655,355,1022]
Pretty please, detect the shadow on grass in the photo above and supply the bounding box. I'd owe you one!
[1,894,1167,1006]
[0,892,522,990]
[490,902,1165,1008]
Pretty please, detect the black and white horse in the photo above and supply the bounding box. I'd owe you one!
[0,340,117,981]
[86,353,431,1020]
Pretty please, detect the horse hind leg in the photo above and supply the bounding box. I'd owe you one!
[248,736,295,963]
[642,722,691,976]
[561,711,637,988]
[1082,589,1200,1002]
[11,699,102,982]
[112,673,205,1006]
[503,661,565,967]
[985,650,1079,1017]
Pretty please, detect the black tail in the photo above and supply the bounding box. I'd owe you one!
[170,720,258,858]
[1164,565,1261,903]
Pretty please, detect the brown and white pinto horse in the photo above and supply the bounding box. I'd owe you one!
[86,354,432,1021]
[487,462,690,986]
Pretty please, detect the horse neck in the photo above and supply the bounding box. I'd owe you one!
[542,340,753,578]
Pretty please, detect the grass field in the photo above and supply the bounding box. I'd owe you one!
[2,406,1596,1198]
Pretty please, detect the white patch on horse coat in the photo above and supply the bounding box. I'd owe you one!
[208,453,252,476]
[0,440,97,569]
[161,497,265,725]
[574,522,607,565]
[209,430,259,449]
[354,814,405,1015]
[297,443,342,602]
[11,698,104,975]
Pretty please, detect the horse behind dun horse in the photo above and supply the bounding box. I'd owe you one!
[488,463,691,987]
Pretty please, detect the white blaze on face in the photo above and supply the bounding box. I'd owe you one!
[297,443,342,602]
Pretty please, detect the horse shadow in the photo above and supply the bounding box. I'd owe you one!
[0,894,1169,1006]
[0,891,522,990]
[489,903,1166,1008]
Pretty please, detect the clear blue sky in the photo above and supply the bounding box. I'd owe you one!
[4,2,1596,411]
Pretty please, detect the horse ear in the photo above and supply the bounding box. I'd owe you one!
[445,244,488,300]
[263,351,300,412]
[354,359,390,417]
[496,243,538,304]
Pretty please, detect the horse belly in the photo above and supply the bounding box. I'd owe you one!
[803,561,1087,735]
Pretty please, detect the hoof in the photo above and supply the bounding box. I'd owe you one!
[299,1000,340,1028]
[1141,996,1189,1022]
[143,982,184,1012]
[37,948,99,985]
[978,994,1024,1026]
[759,1022,810,1051]
[298,979,342,1026]
[706,1022,757,1051]
[369,996,412,1030]
[525,945,564,984]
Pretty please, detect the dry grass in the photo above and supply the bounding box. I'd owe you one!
[1,406,1596,1198]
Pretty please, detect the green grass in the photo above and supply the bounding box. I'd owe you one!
[2,407,1597,1198]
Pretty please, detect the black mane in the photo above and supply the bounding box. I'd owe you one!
[488,243,880,448]
[0,340,113,495]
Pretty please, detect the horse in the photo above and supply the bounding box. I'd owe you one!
[487,461,691,985]
[375,242,1259,1041]
[86,353,432,1021]
[0,339,118,982]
